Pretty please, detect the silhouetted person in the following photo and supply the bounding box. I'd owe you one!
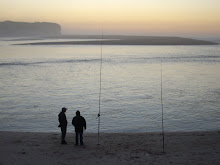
[58,107,68,144]
[72,111,86,145]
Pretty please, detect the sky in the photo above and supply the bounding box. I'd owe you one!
[0,0,220,38]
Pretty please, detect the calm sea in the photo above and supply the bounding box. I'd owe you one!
[0,38,220,133]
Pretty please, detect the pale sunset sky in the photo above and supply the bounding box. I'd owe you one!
[0,0,219,37]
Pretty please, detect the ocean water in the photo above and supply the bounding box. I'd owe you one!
[0,38,220,133]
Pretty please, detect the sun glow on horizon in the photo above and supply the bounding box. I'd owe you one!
[0,0,220,37]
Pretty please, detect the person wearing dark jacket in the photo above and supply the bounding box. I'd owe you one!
[58,107,68,144]
[72,111,86,145]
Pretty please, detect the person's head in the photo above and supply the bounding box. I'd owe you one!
[76,111,80,116]
[62,107,67,112]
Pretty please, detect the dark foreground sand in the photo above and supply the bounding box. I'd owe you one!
[0,131,220,165]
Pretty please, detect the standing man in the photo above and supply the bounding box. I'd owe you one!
[58,107,68,144]
[72,111,86,146]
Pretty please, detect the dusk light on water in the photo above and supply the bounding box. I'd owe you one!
[0,42,219,133]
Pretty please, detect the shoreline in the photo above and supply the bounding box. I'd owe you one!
[1,131,220,165]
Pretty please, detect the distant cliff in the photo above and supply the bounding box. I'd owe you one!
[0,21,61,37]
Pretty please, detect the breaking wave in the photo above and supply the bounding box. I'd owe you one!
[0,55,219,67]
[0,59,102,66]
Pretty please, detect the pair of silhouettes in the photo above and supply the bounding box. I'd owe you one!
[58,107,86,145]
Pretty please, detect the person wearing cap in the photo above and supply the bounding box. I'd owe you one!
[72,111,86,146]
[58,107,68,144]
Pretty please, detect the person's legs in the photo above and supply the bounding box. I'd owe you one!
[61,127,67,144]
[75,132,79,145]
[80,132,84,145]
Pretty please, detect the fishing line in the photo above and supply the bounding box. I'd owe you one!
[160,61,165,152]
[97,31,103,145]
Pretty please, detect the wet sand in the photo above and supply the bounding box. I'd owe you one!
[0,131,220,165]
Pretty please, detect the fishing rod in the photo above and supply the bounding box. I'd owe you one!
[97,31,103,145]
[161,61,165,152]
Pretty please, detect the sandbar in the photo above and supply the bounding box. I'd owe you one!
[17,36,218,45]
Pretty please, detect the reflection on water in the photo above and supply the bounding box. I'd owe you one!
[0,40,220,132]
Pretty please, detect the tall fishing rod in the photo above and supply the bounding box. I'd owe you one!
[97,31,103,145]
[161,61,165,152]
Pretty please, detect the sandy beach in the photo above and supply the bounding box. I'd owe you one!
[0,131,220,165]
